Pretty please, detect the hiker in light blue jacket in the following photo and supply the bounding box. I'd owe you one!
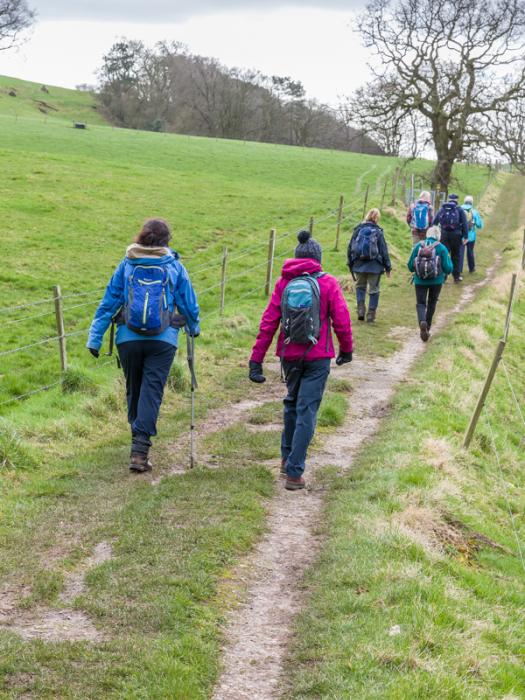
[87,218,200,473]
[460,195,484,274]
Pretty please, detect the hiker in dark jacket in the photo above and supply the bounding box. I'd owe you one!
[87,218,200,473]
[249,230,353,491]
[407,225,453,342]
[432,193,468,283]
[406,190,434,246]
[347,208,391,322]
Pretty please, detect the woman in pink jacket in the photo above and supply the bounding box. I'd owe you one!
[249,231,353,491]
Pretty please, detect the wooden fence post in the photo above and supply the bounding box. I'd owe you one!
[220,247,228,315]
[411,173,415,203]
[362,183,370,220]
[309,216,314,235]
[391,168,399,206]
[265,229,276,296]
[380,180,388,210]
[463,340,506,449]
[53,285,68,372]
[521,228,525,270]
[503,273,517,342]
[335,194,344,251]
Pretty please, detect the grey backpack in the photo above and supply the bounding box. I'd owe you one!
[281,273,324,345]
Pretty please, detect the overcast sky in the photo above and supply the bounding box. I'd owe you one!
[1,1,370,106]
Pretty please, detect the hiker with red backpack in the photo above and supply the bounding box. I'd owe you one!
[249,230,353,491]
[460,195,484,274]
[347,208,391,322]
[406,191,434,246]
[432,193,468,282]
[87,219,200,473]
[407,225,453,342]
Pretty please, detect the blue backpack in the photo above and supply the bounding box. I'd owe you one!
[411,202,430,230]
[281,273,323,345]
[123,265,171,335]
[440,202,460,231]
[351,224,380,261]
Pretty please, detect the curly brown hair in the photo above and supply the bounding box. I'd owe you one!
[135,218,172,247]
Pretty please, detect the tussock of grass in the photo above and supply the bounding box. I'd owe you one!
[248,400,282,425]
[61,367,97,395]
[0,418,35,470]
[167,361,189,394]
[318,392,347,427]
[205,423,281,462]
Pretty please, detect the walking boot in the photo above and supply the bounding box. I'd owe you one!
[357,303,366,321]
[419,321,429,342]
[285,475,306,491]
[130,452,153,473]
[366,308,376,323]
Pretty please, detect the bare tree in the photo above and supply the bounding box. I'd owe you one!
[485,101,525,173]
[0,0,34,50]
[352,0,525,189]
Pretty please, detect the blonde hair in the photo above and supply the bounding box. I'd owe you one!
[365,208,381,224]
[419,190,431,203]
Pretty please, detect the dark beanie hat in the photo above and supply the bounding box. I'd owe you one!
[295,230,322,263]
[449,193,459,201]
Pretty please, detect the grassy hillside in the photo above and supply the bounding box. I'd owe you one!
[0,83,512,698]
[0,75,106,126]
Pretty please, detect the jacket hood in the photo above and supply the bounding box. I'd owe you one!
[126,243,172,260]
[281,257,322,280]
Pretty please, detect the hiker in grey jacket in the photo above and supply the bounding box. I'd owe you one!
[347,208,391,323]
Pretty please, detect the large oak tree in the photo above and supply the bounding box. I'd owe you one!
[351,0,525,189]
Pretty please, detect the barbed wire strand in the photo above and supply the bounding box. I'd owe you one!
[0,379,63,408]
[485,413,525,573]
[0,296,55,315]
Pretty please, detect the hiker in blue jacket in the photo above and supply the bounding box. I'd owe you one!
[87,218,200,473]
[348,208,391,322]
[432,193,468,283]
[407,225,453,342]
[460,195,484,274]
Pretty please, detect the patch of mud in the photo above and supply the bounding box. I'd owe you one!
[0,542,113,643]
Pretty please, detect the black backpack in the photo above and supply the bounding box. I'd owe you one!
[440,202,460,231]
[415,241,442,279]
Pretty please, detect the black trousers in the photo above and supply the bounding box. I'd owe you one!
[117,341,176,454]
[415,284,442,329]
[441,231,462,280]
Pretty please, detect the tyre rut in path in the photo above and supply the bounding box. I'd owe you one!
[212,260,499,700]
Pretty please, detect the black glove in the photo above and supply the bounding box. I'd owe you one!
[336,351,352,366]
[249,360,266,383]
[88,347,99,359]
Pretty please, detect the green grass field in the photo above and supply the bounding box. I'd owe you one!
[0,77,519,698]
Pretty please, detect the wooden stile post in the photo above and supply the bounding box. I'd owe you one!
[53,285,68,372]
[265,229,276,296]
[220,247,228,315]
[362,184,370,220]
[309,216,314,235]
[335,195,344,251]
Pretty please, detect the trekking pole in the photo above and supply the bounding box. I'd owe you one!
[186,333,198,469]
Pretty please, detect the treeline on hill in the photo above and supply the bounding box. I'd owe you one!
[93,40,381,154]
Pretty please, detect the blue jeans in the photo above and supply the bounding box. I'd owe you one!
[281,359,331,478]
[117,341,177,454]
[459,240,476,273]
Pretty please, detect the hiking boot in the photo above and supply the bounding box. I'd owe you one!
[366,308,376,323]
[129,452,153,473]
[419,321,430,342]
[357,303,366,321]
[285,475,306,491]
[280,458,287,477]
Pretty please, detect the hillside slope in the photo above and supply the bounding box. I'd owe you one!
[0,75,106,125]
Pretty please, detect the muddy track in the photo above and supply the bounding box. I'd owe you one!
[212,258,500,700]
